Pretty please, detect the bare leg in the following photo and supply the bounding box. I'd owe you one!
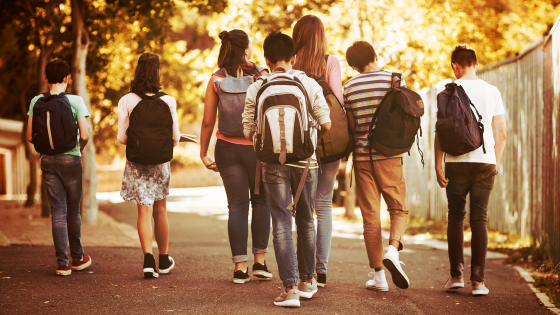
[235,262,247,271]
[137,203,154,254]
[153,198,169,255]
[254,253,265,264]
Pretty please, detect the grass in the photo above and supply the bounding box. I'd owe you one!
[533,271,560,308]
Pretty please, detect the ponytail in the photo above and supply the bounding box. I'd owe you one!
[217,29,258,77]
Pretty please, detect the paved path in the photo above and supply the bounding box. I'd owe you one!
[0,189,551,314]
[0,201,140,248]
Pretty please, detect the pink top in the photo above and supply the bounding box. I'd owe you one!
[117,92,181,147]
[325,55,344,106]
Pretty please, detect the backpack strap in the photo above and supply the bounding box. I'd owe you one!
[367,72,401,164]
[156,91,167,98]
[469,100,487,154]
[286,157,312,217]
[391,72,402,88]
[278,108,287,164]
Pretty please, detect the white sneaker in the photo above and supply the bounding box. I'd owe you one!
[274,289,301,307]
[366,270,389,291]
[472,281,489,296]
[298,278,318,299]
[382,246,410,289]
[444,277,464,291]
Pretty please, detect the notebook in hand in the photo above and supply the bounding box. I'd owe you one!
[180,134,198,143]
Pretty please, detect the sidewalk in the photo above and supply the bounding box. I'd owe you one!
[0,200,139,248]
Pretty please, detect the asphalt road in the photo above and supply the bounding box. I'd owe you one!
[0,200,550,314]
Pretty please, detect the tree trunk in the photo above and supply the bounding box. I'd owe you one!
[72,0,98,225]
[38,47,52,217]
[344,159,357,220]
[20,77,38,208]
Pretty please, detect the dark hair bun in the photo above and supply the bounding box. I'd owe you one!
[219,31,231,42]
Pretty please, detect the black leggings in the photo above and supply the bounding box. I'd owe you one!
[445,162,497,282]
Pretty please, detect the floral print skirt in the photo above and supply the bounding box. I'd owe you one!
[120,160,170,206]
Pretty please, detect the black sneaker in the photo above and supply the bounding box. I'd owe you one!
[158,254,175,274]
[317,273,326,287]
[252,261,272,280]
[233,268,250,284]
[143,253,159,278]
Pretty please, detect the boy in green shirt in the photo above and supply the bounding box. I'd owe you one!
[26,60,92,276]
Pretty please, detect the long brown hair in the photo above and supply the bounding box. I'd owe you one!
[217,29,258,77]
[130,52,161,94]
[292,15,327,80]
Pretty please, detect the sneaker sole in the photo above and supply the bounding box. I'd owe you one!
[232,278,250,284]
[56,270,72,276]
[253,270,272,279]
[366,285,389,292]
[317,283,326,288]
[143,268,159,278]
[383,257,410,289]
[445,283,464,291]
[71,257,92,271]
[274,300,300,307]
[472,289,489,296]
[299,289,317,299]
[159,257,175,274]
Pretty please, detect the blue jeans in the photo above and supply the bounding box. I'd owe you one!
[215,139,270,263]
[315,160,340,274]
[41,155,84,266]
[262,162,317,287]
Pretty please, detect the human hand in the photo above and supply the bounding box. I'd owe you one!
[201,156,218,172]
[436,167,449,188]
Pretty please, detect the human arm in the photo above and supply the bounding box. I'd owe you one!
[326,55,344,106]
[346,110,356,135]
[200,78,219,172]
[434,132,448,188]
[242,82,260,140]
[26,116,33,143]
[493,114,507,166]
[77,117,89,153]
[167,97,181,147]
[117,97,129,145]
[318,122,332,139]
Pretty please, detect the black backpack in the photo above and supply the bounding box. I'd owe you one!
[368,72,424,164]
[436,83,485,156]
[316,56,354,164]
[126,92,174,165]
[31,92,78,155]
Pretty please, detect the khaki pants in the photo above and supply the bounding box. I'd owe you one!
[354,158,409,269]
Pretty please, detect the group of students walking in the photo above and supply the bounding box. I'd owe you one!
[27,14,507,308]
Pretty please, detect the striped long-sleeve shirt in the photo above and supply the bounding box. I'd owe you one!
[343,70,406,162]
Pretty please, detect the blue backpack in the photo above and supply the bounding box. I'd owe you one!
[31,92,78,155]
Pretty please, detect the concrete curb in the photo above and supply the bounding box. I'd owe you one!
[514,266,560,314]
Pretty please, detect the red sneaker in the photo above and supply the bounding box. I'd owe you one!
[56,265,72,276]
[71,254,92,271]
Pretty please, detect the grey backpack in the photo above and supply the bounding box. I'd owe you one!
[213,67,267,136]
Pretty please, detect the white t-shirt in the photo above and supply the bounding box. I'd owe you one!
[444,79,505,164]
